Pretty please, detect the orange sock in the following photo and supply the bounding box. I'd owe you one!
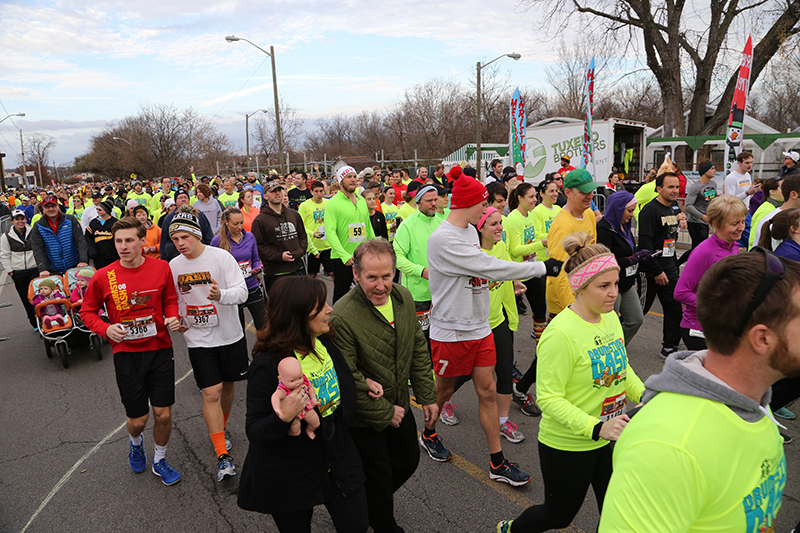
[223,412,230,428]
[210,431,227,458]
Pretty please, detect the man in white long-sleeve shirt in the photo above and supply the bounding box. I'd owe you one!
[169,207,248,483]
[723,151,759,208]
[420,176,562,487]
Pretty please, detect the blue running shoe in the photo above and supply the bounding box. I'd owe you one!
[497,520,514,533]
[152,459,181,485]
[129,441,146,473]
[217,454,236,481]
[775,407,796,420]
[490,459,531,487]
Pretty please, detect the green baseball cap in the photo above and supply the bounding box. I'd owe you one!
[564,168,597,193]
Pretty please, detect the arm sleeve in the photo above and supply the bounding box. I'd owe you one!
[324,202,350,264]
[431,237,545,281]
[159,214,171,260]
[596,225,633,270]
[545,218,577,311]
[330,315,394,430]
[249,236,262,270]
[161,265,180,318]
[85,226,97,258]
[393,222,425,277]
[198,212,214,244]
[294,213,308,259]
[244,358,295,445]
[536,329,601,439]
[72,217,88,263]
[637,206,664,277]
[673,253,704,308]
[598,441,705,532]
[30,226,51,273]
[684,184,702,220]
[624,363,645,404]
[218,253,249,306]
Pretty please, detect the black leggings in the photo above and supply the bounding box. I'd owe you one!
[271,480,368,533]
[11,269,38,328]
[332,259,355,303]
[523,276,547,321]
[238,286,266,333]
[511,442,613,532]
[771,377,800,411]
[681,328,707,351]
[453,318,513,395]
[516,358,537,394]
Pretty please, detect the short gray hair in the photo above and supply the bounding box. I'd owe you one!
[353,239,396,274]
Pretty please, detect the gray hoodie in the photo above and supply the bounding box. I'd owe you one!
[643,350,777,424]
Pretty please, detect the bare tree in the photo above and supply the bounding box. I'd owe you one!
[751,46,800,133]
[251,99,305,167]
[23,133,57,185]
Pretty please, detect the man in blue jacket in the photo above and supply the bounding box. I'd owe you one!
[31,195,88,276]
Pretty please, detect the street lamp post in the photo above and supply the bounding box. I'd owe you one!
[226,35,285,174]
[475,53,520,179]
[245,109,268,170]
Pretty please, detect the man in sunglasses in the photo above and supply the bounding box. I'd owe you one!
[600,249,797,532]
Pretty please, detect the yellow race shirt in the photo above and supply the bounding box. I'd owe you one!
[545,208,597,314]
[531,204,561,260]
[296,342,340,418]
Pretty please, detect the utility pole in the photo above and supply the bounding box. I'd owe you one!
[0,153,6,194]
[19,130,29,189]
[271,46,284,174]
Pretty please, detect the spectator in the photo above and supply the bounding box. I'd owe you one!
[0,209,39,329]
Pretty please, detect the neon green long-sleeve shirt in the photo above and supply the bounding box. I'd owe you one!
[505,208,546,264]
[299,198,330,255]
[325,191,375,264]
[531,204,561,261]
[392,210,445,302]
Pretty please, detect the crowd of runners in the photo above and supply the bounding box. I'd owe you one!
[1,149,799,532]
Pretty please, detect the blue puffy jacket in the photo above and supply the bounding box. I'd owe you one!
[31,213,88,273]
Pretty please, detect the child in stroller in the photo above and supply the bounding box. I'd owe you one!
[33,279,68,329]
[70,268,94,307]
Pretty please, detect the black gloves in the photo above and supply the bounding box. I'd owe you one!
[628,249,653,266]
[543,258,563,277]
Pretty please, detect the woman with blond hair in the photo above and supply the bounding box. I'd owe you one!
[497,232,644,533]
[675,195,747,350]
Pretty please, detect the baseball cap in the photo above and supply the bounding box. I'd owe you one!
[42,195,58,206]
[561,155,571,162]
[267,181,285,192]
[564,168,597,194]
[91,191,102,199]
[783,151,799,163]
[11,209,26,218]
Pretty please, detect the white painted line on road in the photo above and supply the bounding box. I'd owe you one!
[21,368,195,533]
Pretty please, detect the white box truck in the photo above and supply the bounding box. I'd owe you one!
[522,117,648,185]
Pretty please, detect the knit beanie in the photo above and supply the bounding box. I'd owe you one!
[449,177,488,209]
[39,278,57,290]
[76,268,94,282]
[175,189,190,202]
[169,206,202,239]
[99,200,115,216]
[126,199,140,211]
[132,204,149,218]
[336,166,356,184]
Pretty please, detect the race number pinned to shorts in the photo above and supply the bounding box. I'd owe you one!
[238,260,252,278]
[122,315,157,340]
[625,263,638,277]
[186,304,219,328]
[416,309,430,331]
[662,239,676,258]
[600,391,627,422]
[348,222,367,243]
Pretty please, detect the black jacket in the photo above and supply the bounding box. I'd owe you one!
[596,218,638,292]
[369,210,388,240]
[85,216,119,269]
[237,336,365,515]
[779,164,800,179]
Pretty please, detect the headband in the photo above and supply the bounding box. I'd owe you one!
[415,185,437,203]
[625,197,637,209]
[477,206,498,231]
[567,253,619,293]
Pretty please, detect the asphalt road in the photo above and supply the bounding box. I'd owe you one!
[1,268,799,532]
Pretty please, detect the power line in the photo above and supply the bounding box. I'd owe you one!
[210,57,270,120]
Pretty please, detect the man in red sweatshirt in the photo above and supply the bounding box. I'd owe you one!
[81,216,183,486]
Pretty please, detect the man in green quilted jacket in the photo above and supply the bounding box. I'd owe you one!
[331,239,438,533]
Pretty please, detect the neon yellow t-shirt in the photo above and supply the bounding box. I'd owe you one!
[634,181,658,223]
[600,388,785,532]
[296,342,340,418]
[505,209,546,264]
[127,191,152,206]
[398,202,416,222]
[749,201,778,250]
[537,307,644,451]
[531,203,561,260]
[484,242,518,331]
[382,202,400,241]
[218,192,239,209]
[299,198,330,254]
[374,295,394,327]
[545,208,597,314]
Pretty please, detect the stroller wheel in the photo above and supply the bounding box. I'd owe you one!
[91,335,103,360]
[45,339,54,359]
[56,342,69,369]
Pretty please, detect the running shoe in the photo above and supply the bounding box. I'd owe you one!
[775,407,796,420]
[224,428,232,451]
[511,382,527,402]
[490,459,531,487]
[440,402,459,426]
[660,345,678,360]
[782,432,793,445]
[419,432,452,462]
[129,440,146,473]
[514,390,542,417]
[497,520,514,533]
[500,420,525,443]
[511,362,523,384]
[217,454,236,481]
[152,458,181,485]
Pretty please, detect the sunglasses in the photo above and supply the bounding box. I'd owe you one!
[734,246,786,337]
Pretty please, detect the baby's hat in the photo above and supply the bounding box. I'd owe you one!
[39,278,57,290]
[76,268,94,282]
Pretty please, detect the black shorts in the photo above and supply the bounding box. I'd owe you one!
[187,336,249,389]
[114,347,175,419]
[307,248,336,276]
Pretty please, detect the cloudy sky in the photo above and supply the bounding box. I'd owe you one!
[0,0,565,166]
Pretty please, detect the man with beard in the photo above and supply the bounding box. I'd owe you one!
[599,250,796,532]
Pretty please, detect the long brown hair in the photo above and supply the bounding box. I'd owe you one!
[216,207,242,252]
[759,208,800,250]
[252,276,331,360]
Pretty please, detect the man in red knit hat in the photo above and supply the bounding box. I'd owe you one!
[420,176,563,486]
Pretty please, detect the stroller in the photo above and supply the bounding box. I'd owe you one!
[66,266,105,359]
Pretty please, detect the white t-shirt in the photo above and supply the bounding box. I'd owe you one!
[169,246,248,348]
[723,170,753,207]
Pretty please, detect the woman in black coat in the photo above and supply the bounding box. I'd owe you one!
[238,276,367,533]
[595,190,652,345]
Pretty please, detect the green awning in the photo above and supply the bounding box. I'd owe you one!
[647,132,800,150]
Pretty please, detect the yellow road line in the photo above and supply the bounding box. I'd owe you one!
[410,397,586,533]
[648,311,664,317]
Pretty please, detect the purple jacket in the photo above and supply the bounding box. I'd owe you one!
[674,234,739,330]
[210,230,262,290]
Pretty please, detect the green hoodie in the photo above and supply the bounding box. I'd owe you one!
[392,210,445,302]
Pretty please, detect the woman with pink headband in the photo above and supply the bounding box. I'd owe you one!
[497,232,644,533]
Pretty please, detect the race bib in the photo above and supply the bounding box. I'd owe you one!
[662,239,676,257]
[689,329,705,339]
[238,260,252,278]
[318,225,326,241]
[625,264,638,277]
[122,315,157,340]
[600,391,627,422]
[416,309,430,331]
[186,304,219,328]
[348,222,366,243]
[523,253,536,262]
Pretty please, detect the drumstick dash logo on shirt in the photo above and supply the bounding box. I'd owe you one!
[588,337,628,388]
[177,271,212,294]
[743,452,786,532]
